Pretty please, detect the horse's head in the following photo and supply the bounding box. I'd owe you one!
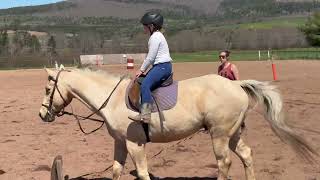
[39,67,73,122]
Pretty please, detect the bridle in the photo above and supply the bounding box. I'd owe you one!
[41,69,125,135]
[41,70,69,117]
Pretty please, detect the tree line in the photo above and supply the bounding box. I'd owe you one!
[0,30,41,55]
[218,0,320,19]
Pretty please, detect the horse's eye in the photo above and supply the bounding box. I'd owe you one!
[45,87,50,95]
[48,76,54,81]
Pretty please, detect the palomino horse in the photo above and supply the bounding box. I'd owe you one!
[39,67,317,180]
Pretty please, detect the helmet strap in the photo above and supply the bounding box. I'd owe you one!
[147,24,155,35]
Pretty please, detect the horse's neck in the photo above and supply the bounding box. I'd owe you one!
[65,72,119,111]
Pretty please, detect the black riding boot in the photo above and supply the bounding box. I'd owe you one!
[128,103,152,123]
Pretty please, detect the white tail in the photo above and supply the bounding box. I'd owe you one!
[239,80,318,162]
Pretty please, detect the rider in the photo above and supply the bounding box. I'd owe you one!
[128,12,173,123]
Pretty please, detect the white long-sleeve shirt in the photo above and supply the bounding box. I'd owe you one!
[140,31,172,72]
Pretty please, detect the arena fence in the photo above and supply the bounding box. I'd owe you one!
[171,49,320,62]
[0,54,78,69]
[79,53,146,65]
[0,50,319,69]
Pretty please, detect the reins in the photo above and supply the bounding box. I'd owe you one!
[63,75,125,135]
[42,69,126,135]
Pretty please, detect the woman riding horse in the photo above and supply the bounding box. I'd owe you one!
[128,12,173,123]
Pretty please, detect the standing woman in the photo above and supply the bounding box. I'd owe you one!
[129,12,173,123]
[218,50,246,129]
[218,50,239,80]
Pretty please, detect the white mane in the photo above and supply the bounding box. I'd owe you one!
[72,68,130,83]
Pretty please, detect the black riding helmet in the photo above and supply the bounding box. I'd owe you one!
[140,12,163,30]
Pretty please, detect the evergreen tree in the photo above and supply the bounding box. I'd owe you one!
[47,35,58,66]
[300,12,320,46]
[30,35,41,53]
[0,29,9,55]
[47,35,56,52]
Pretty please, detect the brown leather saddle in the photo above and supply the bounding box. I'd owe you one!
[127,73,175,112]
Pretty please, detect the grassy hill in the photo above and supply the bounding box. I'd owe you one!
[0,0,220,18]
[0,0,318,19]
[0,0,318,35]
[0,0,318,56]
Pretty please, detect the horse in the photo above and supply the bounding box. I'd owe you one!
[39,67,317,180]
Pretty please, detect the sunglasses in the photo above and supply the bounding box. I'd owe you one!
[219,55,226,58]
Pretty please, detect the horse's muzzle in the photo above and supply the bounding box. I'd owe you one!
[39,112,56,122]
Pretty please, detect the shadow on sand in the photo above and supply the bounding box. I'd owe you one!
[67,171,218,180]
[67,176,111,180]
[68,176,217,180]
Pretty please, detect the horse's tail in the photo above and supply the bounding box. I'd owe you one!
[238,80,318,162]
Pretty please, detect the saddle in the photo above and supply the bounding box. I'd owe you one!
[126,73,178,113]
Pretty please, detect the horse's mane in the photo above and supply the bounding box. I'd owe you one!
[76,68,118,78]
[72,68,131,82]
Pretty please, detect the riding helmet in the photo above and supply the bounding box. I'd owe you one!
[140,12,163,28]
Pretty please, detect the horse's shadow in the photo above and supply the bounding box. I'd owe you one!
[68,176,217,180]
[142,171,217,180]
[67,176,109,180]
[67,177,109,180]
[67,170,218,180]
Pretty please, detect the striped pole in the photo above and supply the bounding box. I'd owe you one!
[127,58,134,69]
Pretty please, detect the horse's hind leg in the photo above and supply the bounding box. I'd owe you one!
[210,134,232,180]
[113,139,128,180]
[229,130,256,180]
[126,140,151,180]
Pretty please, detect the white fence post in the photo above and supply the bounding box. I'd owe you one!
[55,61,58,70]
[122,54,127,64]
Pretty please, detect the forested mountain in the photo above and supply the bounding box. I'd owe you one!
[1,0,319,19]
[0,0,319,57]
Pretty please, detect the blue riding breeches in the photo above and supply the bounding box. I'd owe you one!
[141,62,172,104]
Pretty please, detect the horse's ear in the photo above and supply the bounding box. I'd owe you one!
[45,68,57,79]
[59,64,65,70]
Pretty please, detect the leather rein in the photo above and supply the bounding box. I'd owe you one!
[41,70,125,135]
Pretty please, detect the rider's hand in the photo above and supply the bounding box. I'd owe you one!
[135,70,144,78]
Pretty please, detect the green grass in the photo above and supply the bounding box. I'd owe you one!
[172,48,320,62]
[273,49,320,60]
[172,50,272,62]
[1,48,320,70]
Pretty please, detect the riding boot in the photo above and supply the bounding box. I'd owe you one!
[128,103,152,123]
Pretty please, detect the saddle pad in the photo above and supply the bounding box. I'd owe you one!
[125,80,178,113]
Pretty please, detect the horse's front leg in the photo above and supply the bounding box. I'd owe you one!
[113,139,128,180]
[126,140,150,180]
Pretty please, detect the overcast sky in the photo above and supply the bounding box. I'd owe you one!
[0,0,64,9]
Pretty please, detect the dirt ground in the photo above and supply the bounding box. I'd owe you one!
[0,60,319,180]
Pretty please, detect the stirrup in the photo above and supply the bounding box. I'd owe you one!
[128,114,151,123]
